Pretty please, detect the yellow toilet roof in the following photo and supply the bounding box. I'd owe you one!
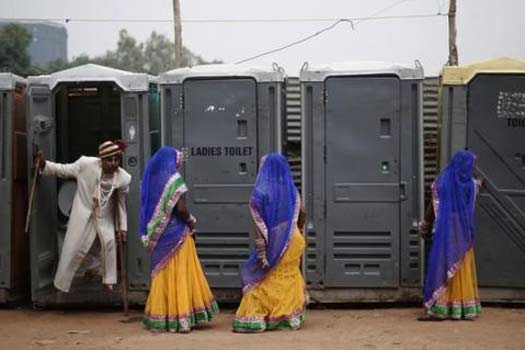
[441,57,525,85]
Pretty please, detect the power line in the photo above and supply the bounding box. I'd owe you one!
[234,0,444,64]
[0,13,445,24]
[235,13,446,64]
[235,19,353,64]
[0,0,447,66]
[0,17,340,23]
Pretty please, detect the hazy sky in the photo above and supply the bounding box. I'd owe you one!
[1,0,523,76]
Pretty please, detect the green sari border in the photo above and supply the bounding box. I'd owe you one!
[233,311,305,333]
[429,301,481,319]
[143,301,219,332]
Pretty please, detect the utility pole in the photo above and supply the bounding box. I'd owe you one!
[173,0,182,68]
[448,0,458,66]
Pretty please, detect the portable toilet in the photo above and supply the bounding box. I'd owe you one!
[26,64,159,305]
[439,57,525,302]
[0,73,29,303]
[159,64,286,297]
[300,61,424,302]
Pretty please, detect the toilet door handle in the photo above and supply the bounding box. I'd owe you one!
[400,181,407,201]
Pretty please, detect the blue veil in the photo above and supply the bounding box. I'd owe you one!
[423,150,476,308]
[240,153,300,293]
[139,146,189,275]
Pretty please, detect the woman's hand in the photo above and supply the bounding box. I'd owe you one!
[259,256,270,269]
[418,220,432,240]
[475,177,484,188]
[255,235,269,269]
[187,214,197,232]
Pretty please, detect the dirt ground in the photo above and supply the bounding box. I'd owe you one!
[0,306,524,350]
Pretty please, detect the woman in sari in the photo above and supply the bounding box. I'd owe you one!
[140,147,218,332]
[418,150,482,320]
[233,153,306,333]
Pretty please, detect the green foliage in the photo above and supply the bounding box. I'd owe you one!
[0,24,221,76]
[45,29,222,74]
[102,29,146,72]
[0,24,32,75]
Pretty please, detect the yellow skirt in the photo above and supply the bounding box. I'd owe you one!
[143,235,218,332]
[428,247,481,319]
[233,227,306,332]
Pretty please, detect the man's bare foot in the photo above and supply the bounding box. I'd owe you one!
[103,284,114,292]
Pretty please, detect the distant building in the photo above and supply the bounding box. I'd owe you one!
[0,21,67,68]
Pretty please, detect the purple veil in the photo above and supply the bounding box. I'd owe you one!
[139,146,189,276]
[240,153,301,293]
[423,150,477,308]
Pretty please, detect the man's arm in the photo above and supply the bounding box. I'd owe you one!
[35,152,81,179]
[42,161,81,179]
[116,186,129,232]
[115,178,130,242]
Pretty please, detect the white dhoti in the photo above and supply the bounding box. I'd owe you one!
[54,206,118,291]
[42,156,131,292]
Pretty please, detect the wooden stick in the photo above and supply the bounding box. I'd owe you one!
[24,163,40,233]
[117,237,129,316]
[114,194,128,316]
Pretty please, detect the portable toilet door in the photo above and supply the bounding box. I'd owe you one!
[0,73,28,303]
[159,64,285,293]
[300,62,424,301]
[26,64,155,305]
[439,58,525,301]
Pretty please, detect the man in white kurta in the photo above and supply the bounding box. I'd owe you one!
[36,141,132,292]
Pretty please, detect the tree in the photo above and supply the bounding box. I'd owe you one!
[100,29,145,72]
[0,25,218,76]
[44,29,222,75]
[0,24,32,75]
[144,31,176,74]
[143,31,220,74]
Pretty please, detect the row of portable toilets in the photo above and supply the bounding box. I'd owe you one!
[0,57,523,306]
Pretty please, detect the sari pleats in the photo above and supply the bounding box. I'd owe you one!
[233,228,306,332]
[143,235,218,332]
